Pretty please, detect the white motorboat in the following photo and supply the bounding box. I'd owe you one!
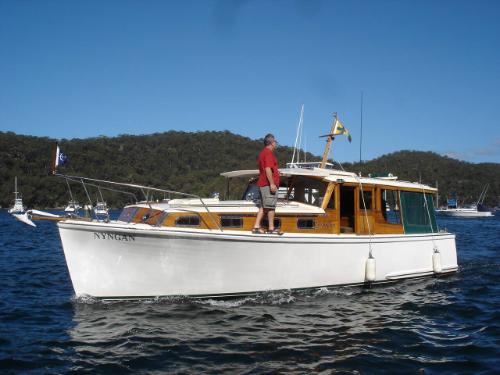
[93,201,109,216]
[436,185,494,218]
[30,119,458,299]
[8,177,25,214]
[64,200,81,214]
[436,207,493,218]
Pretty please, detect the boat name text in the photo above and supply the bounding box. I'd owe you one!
[93,232,136,242]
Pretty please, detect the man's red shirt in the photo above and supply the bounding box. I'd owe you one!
[257,147,280,187]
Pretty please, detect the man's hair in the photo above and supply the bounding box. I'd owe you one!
[264,133,275,146]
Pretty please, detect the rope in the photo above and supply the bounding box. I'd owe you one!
[354,175,374,258]
[422,186,439,253]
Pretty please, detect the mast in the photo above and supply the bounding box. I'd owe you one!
[320,113,338,168]
[14,176,18,200]
[436,180,439,208]
[291,104,304,166]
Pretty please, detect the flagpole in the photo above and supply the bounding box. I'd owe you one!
[320,112,337,168]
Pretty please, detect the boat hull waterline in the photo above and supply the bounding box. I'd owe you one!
[436,210,493,218]
[58,220,458,299]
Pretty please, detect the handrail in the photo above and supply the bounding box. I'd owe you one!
[55,173,223,231]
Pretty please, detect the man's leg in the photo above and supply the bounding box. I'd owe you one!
[253,207,265,229]
[267,209,275,231]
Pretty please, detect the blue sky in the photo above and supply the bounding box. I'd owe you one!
[1,0,499,163]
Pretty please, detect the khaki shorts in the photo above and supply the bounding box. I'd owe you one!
[259,186,277,209]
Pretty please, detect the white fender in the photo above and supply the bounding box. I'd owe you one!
[365,257,376,282]
[432,250,442,274]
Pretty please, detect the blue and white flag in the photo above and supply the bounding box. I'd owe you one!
[52,142,68,174]
[56,146,68,167]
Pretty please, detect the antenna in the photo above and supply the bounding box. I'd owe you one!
[359,91,364,164]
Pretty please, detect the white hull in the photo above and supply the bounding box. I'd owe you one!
[58,220,458,299]
[93,209,109,215]
[436,209,493,217]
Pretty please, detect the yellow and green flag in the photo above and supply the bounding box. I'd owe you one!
[333,119,352,142]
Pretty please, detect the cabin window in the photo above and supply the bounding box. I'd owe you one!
[359,190,373,210]
[221,216,243,228]
[175,216,200,227]
[118,207,139,223]
[297,218,315,229]
[286,177,328,207]
[381,189,401,224]
[262,218,281,229]
[399,191,438,234]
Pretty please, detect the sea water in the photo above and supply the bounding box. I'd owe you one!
[0,211,498,374]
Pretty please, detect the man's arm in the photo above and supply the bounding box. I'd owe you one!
[265,167,277,193]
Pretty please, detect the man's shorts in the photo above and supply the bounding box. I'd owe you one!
[259,185,277,209]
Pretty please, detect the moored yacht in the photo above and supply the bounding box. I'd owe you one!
[8,177,25,214]
[436,185,494,218]
[64,200,81,214]
[93,201,109,217]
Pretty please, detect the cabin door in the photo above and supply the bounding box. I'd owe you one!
[339,186,355,233]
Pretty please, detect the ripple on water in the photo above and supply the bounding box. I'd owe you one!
[0,212,499,373]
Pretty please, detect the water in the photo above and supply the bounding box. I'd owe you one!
[0,211,499,374]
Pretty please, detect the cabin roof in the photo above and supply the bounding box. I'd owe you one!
[221,167,437,192]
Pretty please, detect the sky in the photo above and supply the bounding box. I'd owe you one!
[0,0,499,163]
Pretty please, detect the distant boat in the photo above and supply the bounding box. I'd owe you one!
[436,185,494,218]
[64,200,81,214]
[93,201,109,217]
[8,177,25,214]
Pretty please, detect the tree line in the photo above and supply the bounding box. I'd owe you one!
[1,131,498,209]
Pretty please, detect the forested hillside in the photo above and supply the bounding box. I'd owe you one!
[1,131,498,208]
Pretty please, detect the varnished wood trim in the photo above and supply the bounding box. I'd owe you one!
[321,182,336,210]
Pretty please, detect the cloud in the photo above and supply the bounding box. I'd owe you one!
[473,138,500,156]
[444,138,500,162]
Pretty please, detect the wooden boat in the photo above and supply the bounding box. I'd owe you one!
[54,166,457,299]
[32,119,458,299]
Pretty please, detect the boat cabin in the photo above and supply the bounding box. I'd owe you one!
[117,165,438,236]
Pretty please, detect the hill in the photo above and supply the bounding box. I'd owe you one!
[0,131,498,208]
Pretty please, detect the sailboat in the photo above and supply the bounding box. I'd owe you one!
[8,177,38,227]
[8,177,25,214]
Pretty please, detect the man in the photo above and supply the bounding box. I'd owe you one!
[252,133,283,235]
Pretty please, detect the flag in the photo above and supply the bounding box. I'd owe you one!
[333,119,352,142]
[56,146,68,167]
[51,142,68,174]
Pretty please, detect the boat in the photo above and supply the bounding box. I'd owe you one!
[7,176,36,226]
[8,177,25,214]
[436,185,494,218]
[45,116,457,299]
[93,201,109,217]
[64,200,81,214]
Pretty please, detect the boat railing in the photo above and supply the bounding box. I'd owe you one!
[56,173,223,231]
